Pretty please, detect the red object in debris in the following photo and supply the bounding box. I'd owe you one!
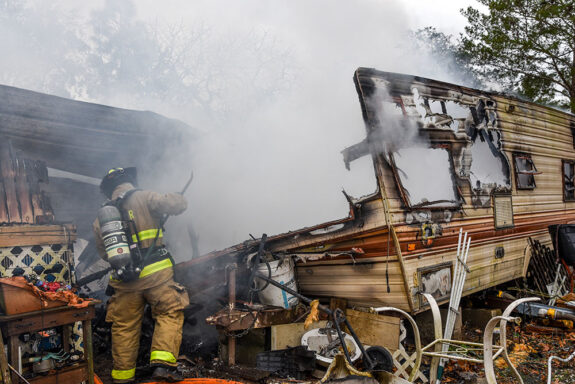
[0,277,66,314]
[351,247,365,254]
[45,282,61,292]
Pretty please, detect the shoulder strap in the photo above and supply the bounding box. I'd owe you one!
[103,188,141,209]
[115,188,141,208]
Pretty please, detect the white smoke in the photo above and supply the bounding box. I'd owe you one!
[0,0,479,257]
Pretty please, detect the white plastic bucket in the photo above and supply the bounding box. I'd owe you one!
[255,258,299,308]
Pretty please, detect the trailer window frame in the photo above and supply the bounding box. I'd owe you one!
[388,143,462,210]
[513,153,539,190]
[563,160,575,202]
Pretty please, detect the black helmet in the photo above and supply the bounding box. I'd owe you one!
[100,167,138,198]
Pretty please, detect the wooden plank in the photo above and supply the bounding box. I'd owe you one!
[1,306,95,337]
[27,159,44,221]
[14,158,33,224]
[271,321,328,350]
[0,224,76,247]
[0,327,12,384]
[0,141,20,223]
[0,180,8,224]
[83,319,95,384]
[330,297,347,312]
[344,308,400,352]
[8,335,18,384]
[27,363,87,384]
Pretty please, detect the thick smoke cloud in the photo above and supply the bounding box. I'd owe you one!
[0,0,477,257]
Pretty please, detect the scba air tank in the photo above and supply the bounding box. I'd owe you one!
[97,205,131,269]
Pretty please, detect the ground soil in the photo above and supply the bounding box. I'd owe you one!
[439,321,575,384]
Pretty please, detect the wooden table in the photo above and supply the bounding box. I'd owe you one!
[0,303,97,384]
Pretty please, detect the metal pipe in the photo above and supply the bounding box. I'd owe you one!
[372,306,421,383]
[248,234,268,295]
[227,264,238,366]
[8,364,31,384]
[500,297,540,383]
[375,157,415,312]
[484,315,521,384]
[421,293,443,381]
[547,350,575,384]
[438,233,471,383]
[254,272,332,314]
[341,314,373,369]
[332,310,352,363]
[515,301,575,320]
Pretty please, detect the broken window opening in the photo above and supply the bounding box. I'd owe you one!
[513,153,539,190]
[563,160,575,201]
[468,132,510,185]
[339,138,380,202]
[390,145,459,208]
[411,88,456,131]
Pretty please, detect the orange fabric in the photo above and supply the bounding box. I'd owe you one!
[304,299,320,329]
[143,380,244,384]
[39,289,92,308]
[0,276,92,308]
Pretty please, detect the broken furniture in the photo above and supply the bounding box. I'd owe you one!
[416,295,539,384]
[372,298,530,384]
[206,303,313,365]
[252,268,377,369]
[0,302,97,384]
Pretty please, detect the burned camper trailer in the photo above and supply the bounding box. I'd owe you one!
[181,68,575,316]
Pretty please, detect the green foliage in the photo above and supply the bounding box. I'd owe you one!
[460,0,575,112]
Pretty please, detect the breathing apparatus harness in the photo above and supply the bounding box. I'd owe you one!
[93,171,193,284]
[98,188,169,282]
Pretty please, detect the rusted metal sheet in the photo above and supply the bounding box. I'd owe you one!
[183,68,575,314]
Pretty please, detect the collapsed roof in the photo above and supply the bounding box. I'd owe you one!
[0,84,192,178]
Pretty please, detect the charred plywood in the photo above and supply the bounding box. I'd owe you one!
[181,68,575,314]
[0,140,53,225]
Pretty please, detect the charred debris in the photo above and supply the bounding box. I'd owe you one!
[0,68,575,383]
[174,68,575,383]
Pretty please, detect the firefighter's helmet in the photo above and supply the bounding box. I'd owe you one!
[100,167,138,198]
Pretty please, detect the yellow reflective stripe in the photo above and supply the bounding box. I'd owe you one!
[131,229,163,242]
[150,350,177,364]
[108,258,172,281]
[111,368,135,380]
[139,258,172,278]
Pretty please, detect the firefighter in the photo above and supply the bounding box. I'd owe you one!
[93,167,189,383]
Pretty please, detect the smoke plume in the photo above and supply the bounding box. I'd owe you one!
[0,0,478,257]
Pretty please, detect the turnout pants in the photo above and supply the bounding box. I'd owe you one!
[106,268,189,383]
